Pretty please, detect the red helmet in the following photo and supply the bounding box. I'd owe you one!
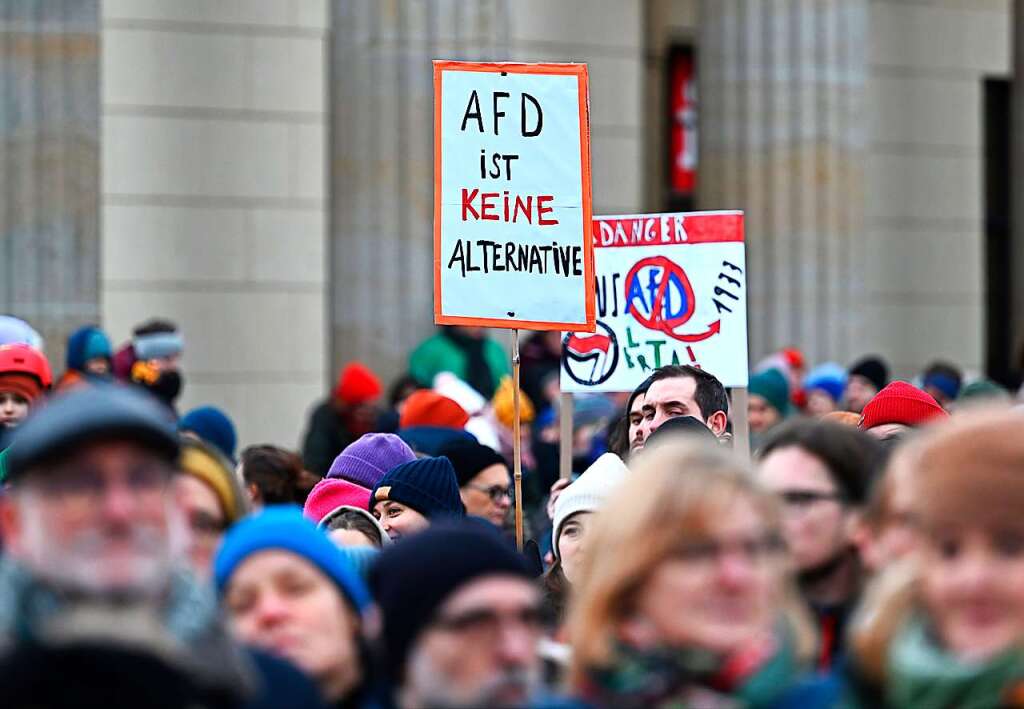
[0,344,53,389]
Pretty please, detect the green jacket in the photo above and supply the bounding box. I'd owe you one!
[0,447,8,484]
[409,333,510,395]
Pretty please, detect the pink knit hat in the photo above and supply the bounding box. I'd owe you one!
[303,478,372,524]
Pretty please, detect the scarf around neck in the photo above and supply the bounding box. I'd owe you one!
[583,620,801,708]
[885,614,1024,709]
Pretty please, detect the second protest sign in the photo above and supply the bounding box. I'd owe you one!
[433,61,595,331]
[560,211,748,393]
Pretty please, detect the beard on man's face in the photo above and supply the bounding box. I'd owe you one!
[16,493,185,598]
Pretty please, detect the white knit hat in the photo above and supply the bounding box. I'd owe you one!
[552,453,629,559]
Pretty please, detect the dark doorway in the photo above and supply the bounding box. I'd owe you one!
[984,78,1015,387]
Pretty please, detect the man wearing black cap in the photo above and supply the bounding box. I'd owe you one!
[0,385,258,702]
[371,520,544,708]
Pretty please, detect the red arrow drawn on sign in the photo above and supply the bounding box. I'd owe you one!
[670,320,721,343]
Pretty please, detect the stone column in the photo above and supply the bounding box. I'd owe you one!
[102,0,328,448]
[0,0,100,365]
[330,0,511,382]
[699,0,868,365]
[1013,0,1024,377]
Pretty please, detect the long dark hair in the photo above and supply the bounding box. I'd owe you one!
[541,559,571,630]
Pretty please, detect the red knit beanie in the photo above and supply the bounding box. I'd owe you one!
[858,381,948,430]
[333,363,382,406]
[399,390,469,430]
[0,373,42,405]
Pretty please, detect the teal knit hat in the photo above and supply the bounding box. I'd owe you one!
[749,367,791,416]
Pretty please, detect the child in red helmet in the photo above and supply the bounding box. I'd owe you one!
[0,343,52,482]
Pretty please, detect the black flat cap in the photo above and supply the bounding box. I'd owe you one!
[645,414,718,448]
[5,384,179,481]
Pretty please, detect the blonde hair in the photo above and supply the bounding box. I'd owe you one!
[566,440,814,685]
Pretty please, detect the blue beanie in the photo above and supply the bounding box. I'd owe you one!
[803,362,848,403]
[66,325,112,372]
[214,506,370,613]
[370,456,465,519]
[179,405,237,462]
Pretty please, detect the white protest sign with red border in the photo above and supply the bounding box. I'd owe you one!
[433,61,595,331]
[560,211,748,392]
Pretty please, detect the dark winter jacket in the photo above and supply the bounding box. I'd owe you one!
[302,400,356,476]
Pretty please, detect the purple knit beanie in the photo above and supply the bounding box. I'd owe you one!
[327,433,417,489]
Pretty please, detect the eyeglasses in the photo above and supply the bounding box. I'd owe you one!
[778,490,844,509]
[671,534,785,566]
[432,605,544,642]
[31,462,174,507]
[467,483,513,503]
[189,510,227,538]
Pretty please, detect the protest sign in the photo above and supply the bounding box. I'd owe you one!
[433,61,595,331]
[560,211,748,393]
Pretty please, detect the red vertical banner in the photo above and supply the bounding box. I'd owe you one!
[669,49,697,196]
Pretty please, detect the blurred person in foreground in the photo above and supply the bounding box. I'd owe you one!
[370,520,548,708]
[852,440,921,576]
[835,410,1024,707]
[217,507,372,708]
[0,385,257,703]
[568,440,816,707]
[0,343,52,483]
[177,437,248,581]
[757,419,882,669]
[303,362,383,476]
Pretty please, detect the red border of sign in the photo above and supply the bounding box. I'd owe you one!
[433,60,596,332]
[593,211,745,248]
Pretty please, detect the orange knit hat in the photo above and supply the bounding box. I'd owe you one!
[399,390,469,429]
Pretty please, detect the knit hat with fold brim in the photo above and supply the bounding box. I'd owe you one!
[552,453,629,559]
[858,381,948,430]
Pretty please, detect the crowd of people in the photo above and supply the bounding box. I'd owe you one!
[0,315,1022,707]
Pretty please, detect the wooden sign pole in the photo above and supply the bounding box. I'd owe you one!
[511,329,524,551]
[559,392,574,480]
[732,387,751,460]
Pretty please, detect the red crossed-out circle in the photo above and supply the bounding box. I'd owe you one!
[624,255,697,335]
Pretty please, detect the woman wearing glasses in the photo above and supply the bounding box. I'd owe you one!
[439,439,514,528]
[568,440,816,707]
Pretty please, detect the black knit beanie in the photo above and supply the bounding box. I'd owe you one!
[849,356,889,392]
[368,519,533,682]
[437,439,507,487]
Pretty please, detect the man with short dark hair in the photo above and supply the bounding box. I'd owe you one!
[755,418,883,669]
[636,365,729,448]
